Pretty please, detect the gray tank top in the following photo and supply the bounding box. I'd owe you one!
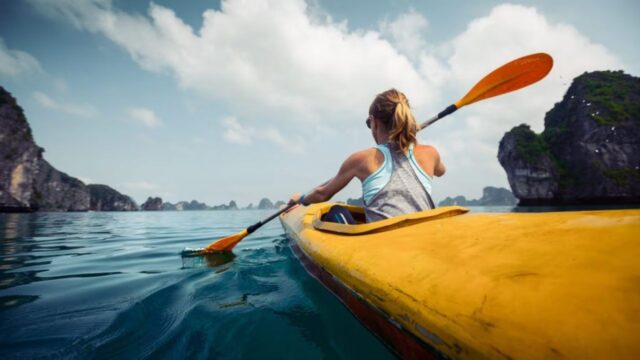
[365,143,435,222]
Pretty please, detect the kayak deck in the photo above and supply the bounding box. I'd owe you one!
[280,203,640,359]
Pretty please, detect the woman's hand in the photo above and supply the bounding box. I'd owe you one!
[288,193,302,205]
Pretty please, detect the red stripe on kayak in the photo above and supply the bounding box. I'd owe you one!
[289,239,443,360]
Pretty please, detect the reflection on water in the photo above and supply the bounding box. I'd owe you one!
[181,251,236,270]
[0,294,39,311]
[0,211,394,359]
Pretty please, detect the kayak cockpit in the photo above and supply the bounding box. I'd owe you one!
[311,204,469,235]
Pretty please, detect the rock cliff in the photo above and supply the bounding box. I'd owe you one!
[141,196,163,210]
[161,202,177,211]
[211,200,238,210]
[498,71,640,205]
[257,198,274,209]
[175,200,208,210]
[255,198,286,209]
[0,86,90,211]
[88,184,138,211]
[438,187,517,206]
[0,86,141,212]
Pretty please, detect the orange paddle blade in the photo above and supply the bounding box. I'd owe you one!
[455,53,553,108]
[203,229,249,253]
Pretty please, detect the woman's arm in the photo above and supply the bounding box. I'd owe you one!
[434,150,446,177]
[290,151,365,205]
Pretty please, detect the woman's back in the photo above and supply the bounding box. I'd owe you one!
[360,143,441,222]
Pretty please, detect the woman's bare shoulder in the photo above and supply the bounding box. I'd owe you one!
[348,147,378,160]
[414,144,441,157]
[341,148,378,167]
[342,147,383,179]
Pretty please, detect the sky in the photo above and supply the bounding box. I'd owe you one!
[1,0,638,206]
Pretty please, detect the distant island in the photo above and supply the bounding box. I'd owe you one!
[140,197,286,211]
[438,187,517,207]
[498,70,639,205]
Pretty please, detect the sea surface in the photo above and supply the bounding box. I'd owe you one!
[0,205,635,359]
[1,210,395,359]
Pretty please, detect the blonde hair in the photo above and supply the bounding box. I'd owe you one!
[368,89,417,154]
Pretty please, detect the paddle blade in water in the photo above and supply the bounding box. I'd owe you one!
[204,229,249,252]
[455,53,553,108]
[180,230,248,256]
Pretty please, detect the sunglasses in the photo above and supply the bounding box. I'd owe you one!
[366,115,373,129]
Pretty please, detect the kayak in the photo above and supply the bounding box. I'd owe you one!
[279,203,640,359]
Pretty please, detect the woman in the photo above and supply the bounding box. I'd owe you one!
[289,89,446,223]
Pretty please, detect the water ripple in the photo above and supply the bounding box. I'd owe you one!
[0,211,394,359]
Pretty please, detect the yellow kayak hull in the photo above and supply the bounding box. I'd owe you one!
[279,203,640,359]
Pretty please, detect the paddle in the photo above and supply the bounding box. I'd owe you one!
[182,203,296,256]
[419,52,553,130]
[183,52,553,256]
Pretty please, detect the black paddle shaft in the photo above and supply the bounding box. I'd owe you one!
[419,104,459,130]
[246,203,297,234]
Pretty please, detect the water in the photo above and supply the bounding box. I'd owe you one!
[0,211,395,359]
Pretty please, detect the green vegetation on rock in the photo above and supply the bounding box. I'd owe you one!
[508,124,578,189]
[603,168,640,187]
[582,70,640,126]
[510,124,550,164]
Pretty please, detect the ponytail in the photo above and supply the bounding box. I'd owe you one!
[368,89,417,154]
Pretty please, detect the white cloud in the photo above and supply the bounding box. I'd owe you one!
[446,4,619,97]
[0,37,42,77]
[221,116,304,153]
[128,107,162,128]
[262,127,305,153]
[33,91,97,118]
[445,4,620,133]
[52,77,69,92]
[222,117,254,145]
[27,0,438,124]
[379,10,429,61]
